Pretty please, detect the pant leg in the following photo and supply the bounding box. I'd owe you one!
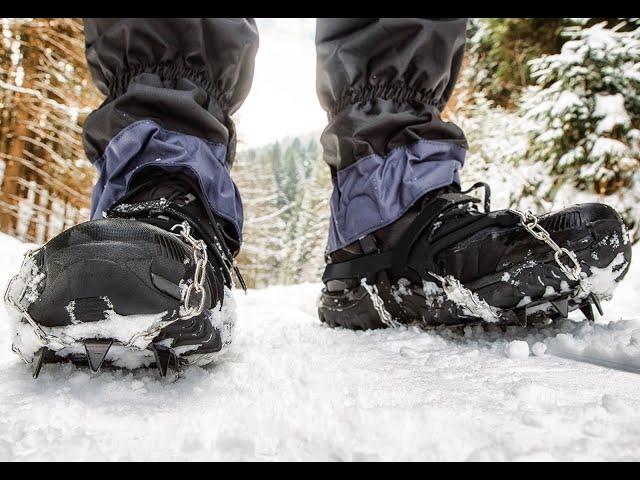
[315,18,468,253]
[83,18,259,243]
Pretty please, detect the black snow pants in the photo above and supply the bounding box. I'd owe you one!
[83,18,467,252]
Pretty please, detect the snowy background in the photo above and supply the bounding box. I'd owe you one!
[1,231,640,461]
[0,18,639,462]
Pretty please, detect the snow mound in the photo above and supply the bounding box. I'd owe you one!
[1,233,640,460]
[506,340,530,359]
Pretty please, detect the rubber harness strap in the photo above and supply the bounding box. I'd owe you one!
[322,193,478,283]
[106,199,238,290]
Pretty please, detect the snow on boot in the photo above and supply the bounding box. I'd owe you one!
[4,170,245,378]
[319,183,632,330]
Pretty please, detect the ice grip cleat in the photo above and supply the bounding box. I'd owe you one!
[320,184,632,330]
[5,212,236,379]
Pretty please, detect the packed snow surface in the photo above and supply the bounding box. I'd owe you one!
[1,233,640,461]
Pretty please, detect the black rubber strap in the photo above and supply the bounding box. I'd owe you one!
[322,250,393,283]
[358,235,406,320]
[322,193,480,283]
[107,199,235,289]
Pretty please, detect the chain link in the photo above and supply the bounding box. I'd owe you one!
[171,221,209,319]
[510,209,584,284]
[361,280,402,328]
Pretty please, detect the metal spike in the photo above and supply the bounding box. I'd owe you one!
[516,312,527,328]
[84,339,113,373]
[580,303,595,322]
[551,298,569,319]
[151,344,177,378]
[32,347,47,379]
[170,352,181,377]
[590,293,604,316]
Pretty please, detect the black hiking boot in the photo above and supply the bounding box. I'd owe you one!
[319,183,632,330]
[5,169,245,378]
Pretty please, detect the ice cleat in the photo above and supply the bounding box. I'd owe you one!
[319,183,632,330]
[4,171,242,377]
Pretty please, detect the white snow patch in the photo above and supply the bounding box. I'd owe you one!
[551,90,584,116]
[583,252,628,299]
[591,137,630,158]
[593,93,631,134]
[392,278,412,305]
[532,342,547,357]
[1,233,640,461]
[506,340,530,359]
[437,276,502,323]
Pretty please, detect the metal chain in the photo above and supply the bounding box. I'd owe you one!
[359,206,587,328]
[361,281,402,328]
[510,209,584,284]
[4,248,71,349]
[171,221,209,319]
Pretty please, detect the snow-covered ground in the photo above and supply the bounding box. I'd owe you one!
[1,233,640,461]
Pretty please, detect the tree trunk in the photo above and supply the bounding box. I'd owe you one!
[0,93,30,234]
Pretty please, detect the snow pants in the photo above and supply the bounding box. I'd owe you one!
[83,18,468,253]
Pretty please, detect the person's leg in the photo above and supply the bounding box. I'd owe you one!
[6,19,259,377]
[316,18,632,330]
[315,18,467,253]
[83,18,259,247]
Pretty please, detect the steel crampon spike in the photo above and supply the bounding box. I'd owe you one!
[151,344,179,378]
[32,347,48,379]
[590,293,604,316]
[580,303,595,322]
[551,297,569,319]
[84,339,113,373]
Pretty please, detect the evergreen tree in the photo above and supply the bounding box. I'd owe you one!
[515,20,640,238]
[233,135,331,287]
[466,18,624,107]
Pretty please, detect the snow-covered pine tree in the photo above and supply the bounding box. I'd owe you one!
[233,144,287,288]
[233,136,331,287]
[514,20,640,239]
[279,138,331,284]
[466,18,573,107]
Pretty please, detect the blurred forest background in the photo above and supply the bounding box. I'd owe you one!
[0,18,638,288]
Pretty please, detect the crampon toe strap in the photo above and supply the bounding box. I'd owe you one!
[322,188,520,285]
[106,198,246,291]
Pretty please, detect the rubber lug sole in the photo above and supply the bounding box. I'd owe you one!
[27,340,195,379]
[319,282,605,330]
